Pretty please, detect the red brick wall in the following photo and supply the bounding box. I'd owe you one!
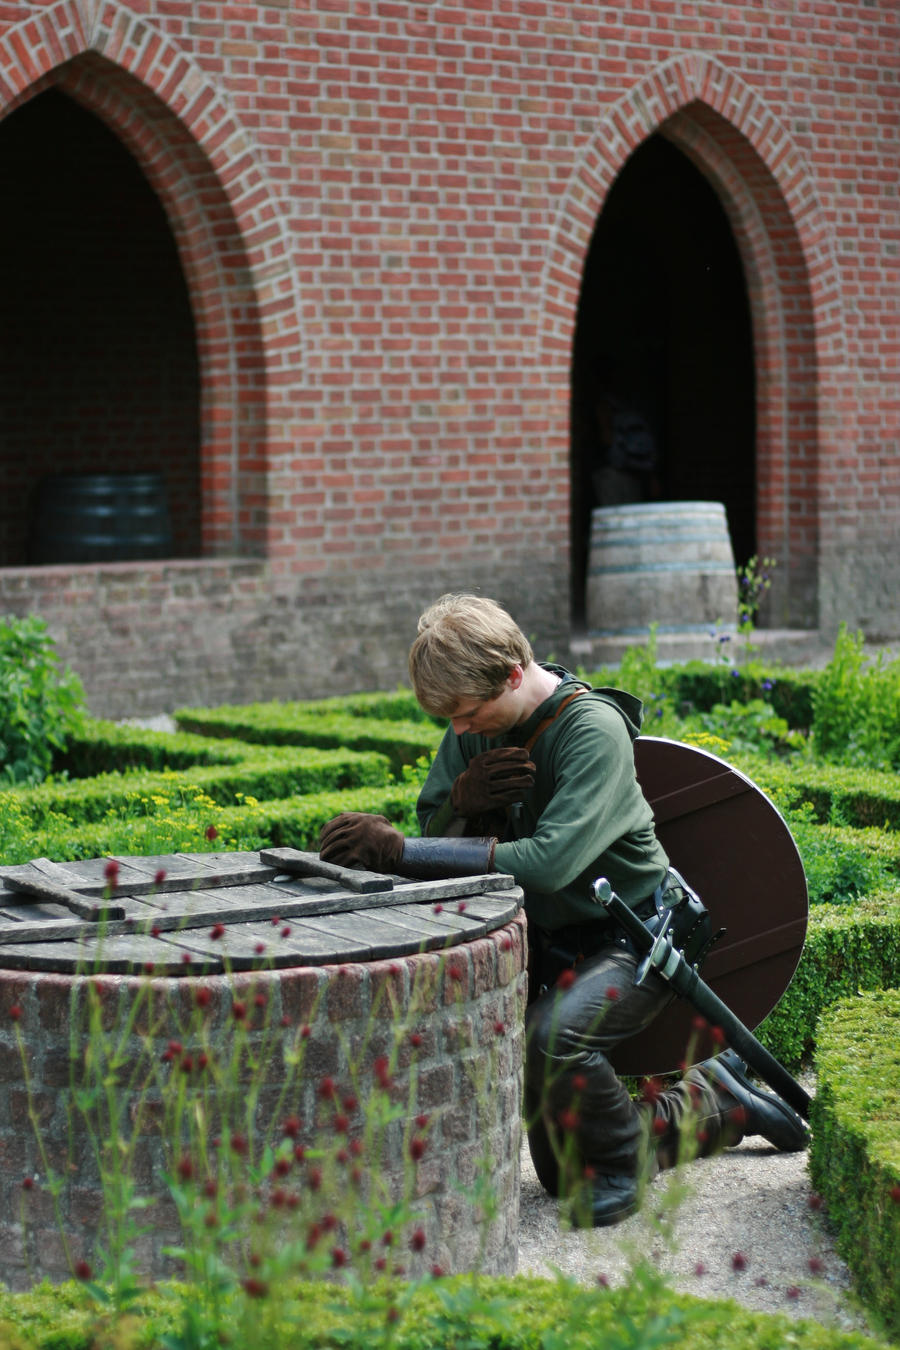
[0,1,897,710]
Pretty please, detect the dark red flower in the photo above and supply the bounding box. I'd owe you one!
[283,1114,301,1138]
[409,1137,426,1161]
[318,1075,336,1100]
[210,923,225,940]
[74,1260,92,1281]
[154,868,167,886]
[177,1155,193,1181]
[731,1251,747,1271]
[232,1001,247,1020]
[409,1228,426,1252]
[556,968,576,991]
[242,1277,268,1298]
[8,1005,21,1022]
[205,825,218,842]
[195,987,212,1008]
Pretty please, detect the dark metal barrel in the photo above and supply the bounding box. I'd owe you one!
[29,472,173,564]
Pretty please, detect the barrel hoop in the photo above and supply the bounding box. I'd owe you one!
[588,560,736,576]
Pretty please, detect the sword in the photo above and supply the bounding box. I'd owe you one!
[592,876,811,1121]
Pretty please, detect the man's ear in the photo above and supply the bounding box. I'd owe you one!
[507,664,524,691]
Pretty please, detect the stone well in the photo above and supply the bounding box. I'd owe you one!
[0,851,527,1290]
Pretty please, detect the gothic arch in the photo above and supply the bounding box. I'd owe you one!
[0,0,304,558]
[541,53,844,629]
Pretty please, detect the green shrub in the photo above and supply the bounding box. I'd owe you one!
[53,719,249,776]
[735,753,900,831]
[810,991,900,1340]
[812,625,900,769]
[175,704,443,775]
[17,746,393,826]
[0,615,85,786]
[758,897,900,1067]
[0,1273,890,1350]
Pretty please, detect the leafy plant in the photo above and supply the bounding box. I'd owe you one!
[812,625,900,770]
[0,614,85,786]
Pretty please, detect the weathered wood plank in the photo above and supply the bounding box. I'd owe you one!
[0,865,127,921]
[259,848,394,894]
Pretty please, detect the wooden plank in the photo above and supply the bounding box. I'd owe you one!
[259,848,394,894]
[0,865,127,921]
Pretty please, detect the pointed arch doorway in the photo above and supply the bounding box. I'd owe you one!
[0,88,201,566]
[571,134,756,629]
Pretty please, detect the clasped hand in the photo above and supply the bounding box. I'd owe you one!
[450,746,536,817]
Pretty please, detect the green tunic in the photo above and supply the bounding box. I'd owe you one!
[415,665,669,931]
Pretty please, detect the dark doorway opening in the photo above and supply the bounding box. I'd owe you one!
[571,134,756,627]
[0,88,200,567]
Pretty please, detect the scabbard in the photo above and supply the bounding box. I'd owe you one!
[594,878,811,1121]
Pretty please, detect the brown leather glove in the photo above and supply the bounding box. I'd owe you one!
[450,747,536,817]
[318,812,405,872]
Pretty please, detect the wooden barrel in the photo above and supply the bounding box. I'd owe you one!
[586,500,738,636]
[30,472,173,564]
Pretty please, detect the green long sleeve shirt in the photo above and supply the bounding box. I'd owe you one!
[415,665,669,932]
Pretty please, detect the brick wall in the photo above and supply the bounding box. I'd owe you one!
[0,1,897,711]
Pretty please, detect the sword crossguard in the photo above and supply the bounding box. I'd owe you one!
[635,908,673,987]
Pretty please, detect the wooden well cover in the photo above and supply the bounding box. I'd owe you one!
[0,850,522,975]
[610,736,809,1076]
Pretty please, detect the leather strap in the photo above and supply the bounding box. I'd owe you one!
[522,687,585,754]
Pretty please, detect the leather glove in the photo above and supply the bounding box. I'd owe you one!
[450,746,536,817]
[318,812,405,873]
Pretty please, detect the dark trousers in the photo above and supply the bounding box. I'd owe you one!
[524,941,741,1196]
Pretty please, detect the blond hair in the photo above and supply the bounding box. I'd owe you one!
[408,593,533,717]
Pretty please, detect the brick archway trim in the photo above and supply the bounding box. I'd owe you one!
[541,52,843,628]
[0,0,304,561]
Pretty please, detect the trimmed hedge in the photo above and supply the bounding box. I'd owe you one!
[15,745,393,825]
[174,704,443,774]
[586,660,820,730]
[735,754,900,831]
[54,719,249,775]
[0,783,421,865]
[0,1273,890,1350]
[758,896,900,1069]
[810,991,900,1341]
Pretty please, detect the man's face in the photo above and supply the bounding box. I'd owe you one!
[447,668,522,739]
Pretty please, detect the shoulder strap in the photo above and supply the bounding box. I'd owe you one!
[523,687,585,754]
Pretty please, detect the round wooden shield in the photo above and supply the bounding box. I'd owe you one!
[609,736,808,1076]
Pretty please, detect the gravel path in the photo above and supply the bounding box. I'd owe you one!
[516,1073,878,1338]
